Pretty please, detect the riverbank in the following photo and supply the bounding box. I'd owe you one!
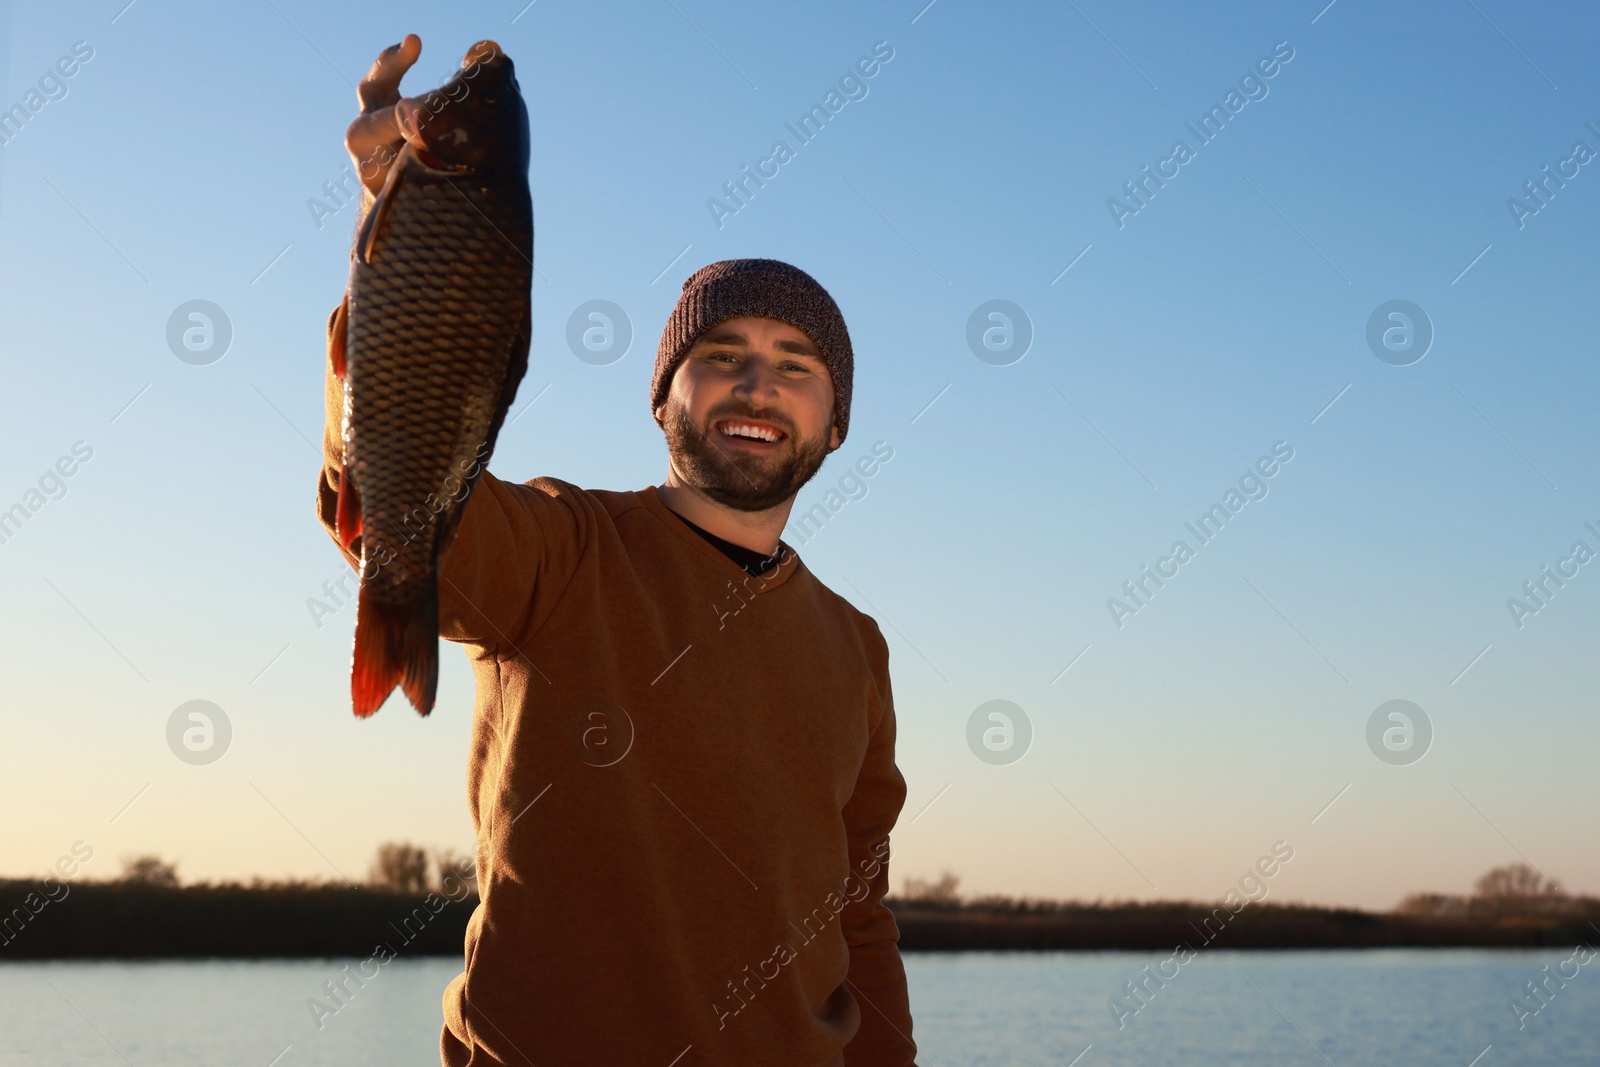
[889,897,1599,951]
[3,880,1595,958]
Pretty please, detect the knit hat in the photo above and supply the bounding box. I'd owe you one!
[651,259,853,444]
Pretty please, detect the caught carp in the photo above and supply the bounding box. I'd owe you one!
[330,39,532,717]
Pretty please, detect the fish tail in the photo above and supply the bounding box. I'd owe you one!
[351,582,439,718]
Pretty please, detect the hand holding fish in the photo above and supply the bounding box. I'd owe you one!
[346,34,424,203]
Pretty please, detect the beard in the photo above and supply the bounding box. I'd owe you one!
[661,399,832,512]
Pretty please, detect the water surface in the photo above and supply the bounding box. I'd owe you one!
[1,949,1594,1065]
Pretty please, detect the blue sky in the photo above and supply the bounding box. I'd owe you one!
[1,0,1596,909]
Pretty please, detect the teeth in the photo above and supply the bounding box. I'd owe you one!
[720,422,780,442]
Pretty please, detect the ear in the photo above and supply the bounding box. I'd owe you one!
[654,364,683,428]
[828,420,841,451]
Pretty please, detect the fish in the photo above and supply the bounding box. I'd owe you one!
[329,39,533,717]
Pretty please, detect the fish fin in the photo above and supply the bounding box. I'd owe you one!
[356,150,409,265]
[351,583,439,718]
[329,294,349,379]
[335,461,363,549]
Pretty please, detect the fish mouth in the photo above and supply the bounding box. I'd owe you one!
[413,146,471,173]
[712,417,788,448]
[464,40,506,68]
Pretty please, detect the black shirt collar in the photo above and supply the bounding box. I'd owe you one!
[674,513,788,578]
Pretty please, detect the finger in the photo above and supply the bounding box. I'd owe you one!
[357,33,421,111]
[391,96,439,149]
[346,102,404,160]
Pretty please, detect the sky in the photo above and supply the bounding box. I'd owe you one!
[1,0,1596,911]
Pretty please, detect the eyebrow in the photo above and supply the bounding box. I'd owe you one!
[696,327,822,359]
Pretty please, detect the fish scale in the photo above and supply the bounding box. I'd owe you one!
[331,41,532,717]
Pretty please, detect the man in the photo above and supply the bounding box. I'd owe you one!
[319,36,920,1067]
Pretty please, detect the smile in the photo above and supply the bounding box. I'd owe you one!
[714,419,787,446]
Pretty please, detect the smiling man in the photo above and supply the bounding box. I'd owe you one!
[316,37,918,1067]
[652,266,845,550]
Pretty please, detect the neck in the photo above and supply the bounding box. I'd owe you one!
[655,476,793,556]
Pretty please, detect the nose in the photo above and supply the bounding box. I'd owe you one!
[730,356,783,405]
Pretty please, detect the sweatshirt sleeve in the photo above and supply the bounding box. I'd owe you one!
[315,301,585,652]
[838,621,919,1066]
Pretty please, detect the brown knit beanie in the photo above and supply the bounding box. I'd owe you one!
[651,258,853,444]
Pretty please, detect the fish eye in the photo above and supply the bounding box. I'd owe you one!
[484,95,499,106]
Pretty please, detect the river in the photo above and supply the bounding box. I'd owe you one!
[2,949,1595,1065]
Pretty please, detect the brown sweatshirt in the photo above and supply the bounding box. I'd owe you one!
[317,323,919,1066]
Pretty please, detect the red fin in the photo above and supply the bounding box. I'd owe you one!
[330,294,349,379]
[335,461,362,549]
[351,582,440,718]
